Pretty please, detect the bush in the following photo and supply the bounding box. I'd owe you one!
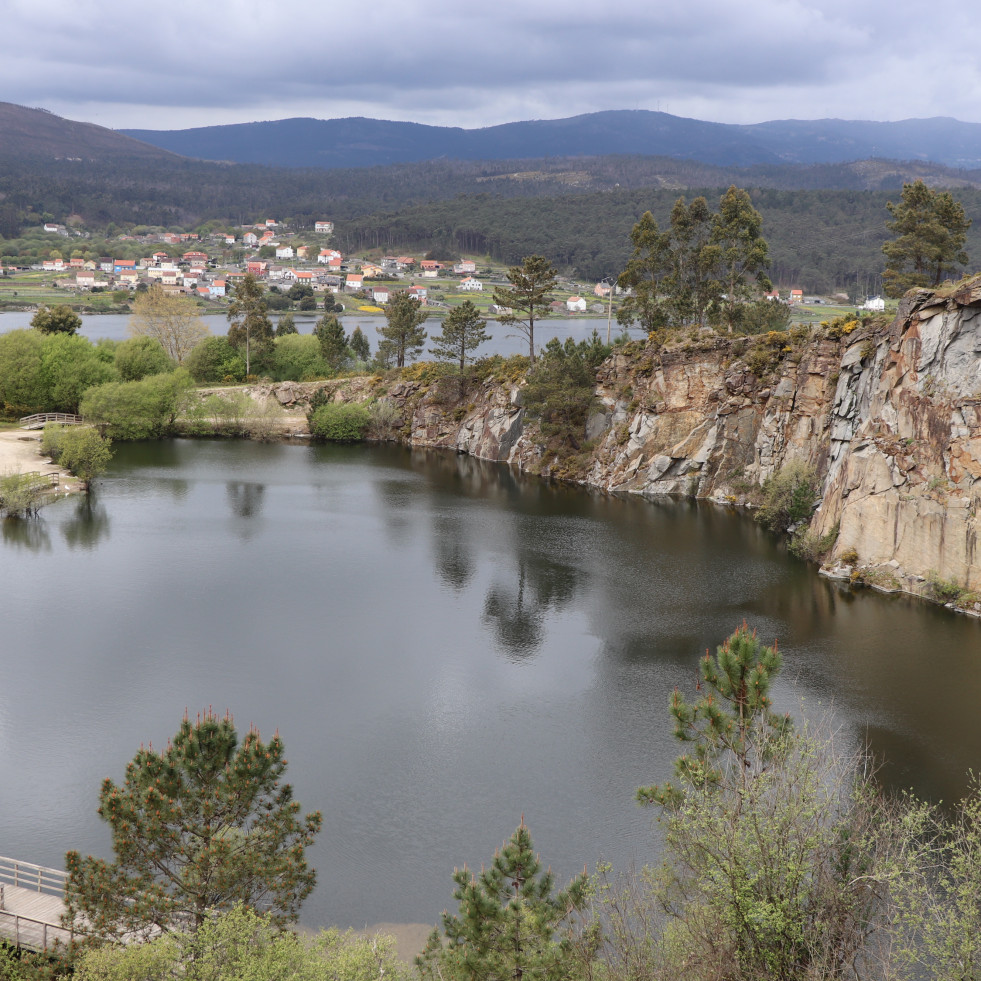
[309,403,370,441]
[80,370,194,440]
[757,460,819,532]
[185,336,246,383]
[45,426,112,485]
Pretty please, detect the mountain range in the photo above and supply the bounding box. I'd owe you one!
[119,110,981,171]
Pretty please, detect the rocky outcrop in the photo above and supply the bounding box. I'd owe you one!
[250,281,981,600]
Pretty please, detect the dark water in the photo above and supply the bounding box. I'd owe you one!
[2,440,980,929]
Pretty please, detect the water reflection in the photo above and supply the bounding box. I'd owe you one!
[61,493,111,550]
[1,514,50,551]
[226,481,265,524]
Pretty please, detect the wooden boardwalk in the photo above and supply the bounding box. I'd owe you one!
[19,412,84,430]
[0,857,74,952]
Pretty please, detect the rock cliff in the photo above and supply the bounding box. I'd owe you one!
[266,281,981,602]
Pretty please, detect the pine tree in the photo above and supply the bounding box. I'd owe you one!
[492,255,557,361]
[227,274,274,376]
[429,300,489,393]
[316,313,348,371]
[64,710,322,942]
[883,179,970,296]
[417,820,592,981]
[636,622,792,809]
[377,290,428,368]
[349,326,371,363]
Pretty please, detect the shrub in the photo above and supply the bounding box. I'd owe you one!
[789,522,839,561]
[309,403,370,441]
[757,460,819,532]
[80,369,195,440]
[46,426,112,485]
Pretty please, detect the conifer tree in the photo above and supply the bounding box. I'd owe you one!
[430,300,489,393]
[349,326,371,363]
[316,313,348,371]
[417,820,592,981]
[636,622,791,809]
[64,711,322,942]
[883,179,970,295]
[227,274,274,376]
[377,290,428,368]
[492,255,557,361]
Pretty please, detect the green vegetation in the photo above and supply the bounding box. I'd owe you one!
[428,299,490,393]
[756,460,818,533]
[227,273,274,376]
[883,179,971,296]
[65,711,322,941]
[73,906,407,981]
[523,333,611,451]
[80,369,194,439]
[30,303,81,335]
[41,424,112,487]
[309,402,371,441]
[377,290,429,368]
[492,255,557,360]
[0,471,49,516]
[113,335,174,381]
[417,821,592,981]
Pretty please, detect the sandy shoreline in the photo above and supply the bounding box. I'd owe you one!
[0,427,79,492]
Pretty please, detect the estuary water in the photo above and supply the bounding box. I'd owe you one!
[1,439,980,929]
[0,311,628,355]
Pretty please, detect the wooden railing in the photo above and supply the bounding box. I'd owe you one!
[0,856,67,897]
[0,857,72,951]
[19,412,83,430]
[0,909,73,951]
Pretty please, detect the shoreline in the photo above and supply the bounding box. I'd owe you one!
[0,428,80,494]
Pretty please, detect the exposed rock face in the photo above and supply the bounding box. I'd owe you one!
[391,284,981,596]
[259,282,981,597]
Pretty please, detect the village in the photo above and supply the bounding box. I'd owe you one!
[0,217,889,323]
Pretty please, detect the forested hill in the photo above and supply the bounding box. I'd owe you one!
[120,110,981,170]
[331,185,981,294]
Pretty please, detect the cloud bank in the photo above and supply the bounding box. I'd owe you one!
[4,0,980,131]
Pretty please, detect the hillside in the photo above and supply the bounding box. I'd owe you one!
[120,110,981,170]
[0,102,182,163]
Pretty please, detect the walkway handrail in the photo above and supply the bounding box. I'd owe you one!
[0,908,73,952]
[0,856,67,897]
[19,412,84,429]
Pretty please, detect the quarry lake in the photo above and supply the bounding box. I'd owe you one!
[2,439,981,930]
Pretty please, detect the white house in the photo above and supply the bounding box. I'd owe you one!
[315,221,334,234]
[460,277,483,291]
[276,246,295,260]
[566,296,587,313]
[863,295,885,312]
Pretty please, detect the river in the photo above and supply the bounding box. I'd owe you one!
[1,440,980,930]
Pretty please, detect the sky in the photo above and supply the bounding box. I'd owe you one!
[4,0,981,132]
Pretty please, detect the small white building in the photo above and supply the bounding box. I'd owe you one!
[566,296,587,313]
[276,246,295,260]
[863,295,886,312]
[315,221,334,234]
[459,276,483,291]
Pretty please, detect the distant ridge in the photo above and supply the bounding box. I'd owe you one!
[0,102,182,162]
[120,110,981,171]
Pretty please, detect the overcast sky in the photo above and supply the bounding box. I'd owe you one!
[5,0,980,132]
